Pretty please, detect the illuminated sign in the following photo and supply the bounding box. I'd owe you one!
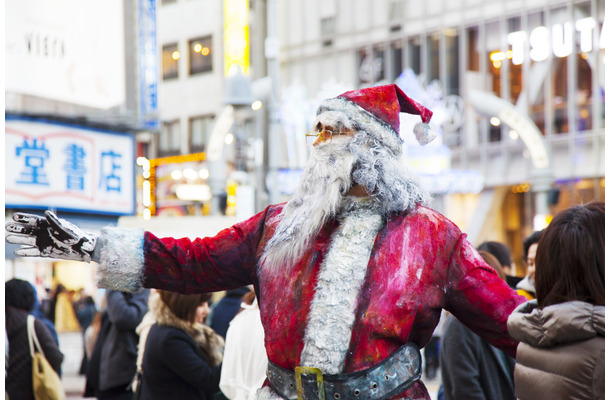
[507,17,605,65]
[5,117,136,215]
[223,0,250,76]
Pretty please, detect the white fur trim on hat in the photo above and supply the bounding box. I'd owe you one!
[414,122,437,145]
[317,97,403,156]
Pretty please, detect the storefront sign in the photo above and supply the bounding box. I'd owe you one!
[5,118,135,215]
[507,17,605,64]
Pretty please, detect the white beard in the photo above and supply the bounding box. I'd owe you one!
[260,132,429,273]
[260,136,355,273]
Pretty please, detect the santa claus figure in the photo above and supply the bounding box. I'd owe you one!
[7,84,526,400]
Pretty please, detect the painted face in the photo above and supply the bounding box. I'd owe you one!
[307,123,355,147]
[195,301,210,323]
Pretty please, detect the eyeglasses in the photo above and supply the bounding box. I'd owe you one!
[305,128,352,143]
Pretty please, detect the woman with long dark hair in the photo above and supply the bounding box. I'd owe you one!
[508,201,604,400]
[136,290,224,400]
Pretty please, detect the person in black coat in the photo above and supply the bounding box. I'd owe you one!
[5,278,64,400]
[85,289,150,400]
[440,251,517,400]
[137,290,224,400]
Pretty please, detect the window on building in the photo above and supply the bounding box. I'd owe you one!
[467,27,479,72]
[576,2,593,131]
[162,43,179,80]
[408,37,421,75]
[528,11,546,135]
[551,7,569,134]
[508,17,523,104]
[189,36,213,75]
[390,40,404,81]
[427,33,440,82]
[159,120,181,156]
[445,29,460,94]
[190,115,215,152]
[161,0,176,5]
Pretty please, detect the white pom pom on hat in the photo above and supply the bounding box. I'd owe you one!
[316,84,436,155]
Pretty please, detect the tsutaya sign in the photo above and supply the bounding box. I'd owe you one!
[507,17,606,64]
[5,117,136,215]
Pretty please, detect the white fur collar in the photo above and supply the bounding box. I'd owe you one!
[299,199,383,374]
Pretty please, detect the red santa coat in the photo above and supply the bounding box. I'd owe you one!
[137,203,526,399]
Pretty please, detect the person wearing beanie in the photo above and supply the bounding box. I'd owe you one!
[7,84,527,400]
[5,278,64,400]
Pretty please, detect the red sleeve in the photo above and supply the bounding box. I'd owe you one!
[444,234,527,357]
[142,205,279,294]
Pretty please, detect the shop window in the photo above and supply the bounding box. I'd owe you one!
[427,33,440,82]
[467,27,479,71]
[445,29,459,94]
[159,120,181,156]
[189,36,213,75]
[162,43,179,80]
[190,115,215,153]
[408,37,421,75]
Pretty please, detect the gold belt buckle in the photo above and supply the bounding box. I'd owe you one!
[294,366,325,400]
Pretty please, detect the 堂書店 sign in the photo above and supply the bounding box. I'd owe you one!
[5,117,135,215]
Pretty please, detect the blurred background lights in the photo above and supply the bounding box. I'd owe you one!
[509,130,519,140]
[171,170,183,180]
[183,168,198,180]
[490,116,501,126]
[251,100,262,110]
[225,133,234,145]
[201,47,210,56]
[193,43,202,52]
[172,51,180,60]
[199,168,210,179]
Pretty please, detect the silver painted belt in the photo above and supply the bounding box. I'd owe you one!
[266,342,421,400]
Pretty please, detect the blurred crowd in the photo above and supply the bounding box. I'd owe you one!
[5,202,604,400]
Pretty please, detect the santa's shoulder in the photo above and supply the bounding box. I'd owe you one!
[391,204,463,236]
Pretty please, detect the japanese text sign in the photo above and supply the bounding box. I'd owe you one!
[6,118,135,215]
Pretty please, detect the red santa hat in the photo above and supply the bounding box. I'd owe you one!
[316,84,436,155]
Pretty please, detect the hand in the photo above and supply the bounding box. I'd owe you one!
[6,211,97,262]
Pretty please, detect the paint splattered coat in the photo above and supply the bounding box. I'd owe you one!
[99,203,526,399]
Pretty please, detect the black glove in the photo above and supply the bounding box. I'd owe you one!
[6,211,97,262]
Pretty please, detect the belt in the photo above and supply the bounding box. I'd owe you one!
[267,342,421,400]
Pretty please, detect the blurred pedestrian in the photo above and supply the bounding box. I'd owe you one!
[73,289,98,375]
[477,241,521,289]
[84,289,150,400]
[440,250,518,400]
[54,283,80,333]
[209,287,251,338]
[219,290,267,400]
[6,278,64,400]
[515,230,544,300]
[29,282,60,346]
[508,201,604,400]
[136,290,223,400]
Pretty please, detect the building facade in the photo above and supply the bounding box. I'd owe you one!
[274,0,605,272]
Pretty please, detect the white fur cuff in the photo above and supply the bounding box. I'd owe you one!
[96,227,145,292]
